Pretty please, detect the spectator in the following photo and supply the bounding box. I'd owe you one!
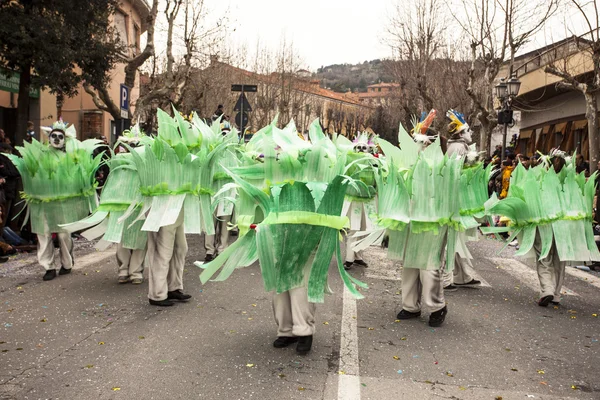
[26,121,35,140]
[0,144,20,228]
[492,145,502,158]
[575,154,589,175]
[220,115,231,134]
[212,104,224,122]
[93,135,111,194]
[498,160,515,199]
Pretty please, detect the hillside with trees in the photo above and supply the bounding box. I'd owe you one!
[315,60,396,93]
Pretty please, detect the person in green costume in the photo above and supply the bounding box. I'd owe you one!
[8,120,102,281]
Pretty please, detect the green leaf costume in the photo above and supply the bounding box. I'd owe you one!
[8,135,102,235]
[196,119,368,303]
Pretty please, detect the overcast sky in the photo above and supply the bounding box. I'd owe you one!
[155,0,596,72]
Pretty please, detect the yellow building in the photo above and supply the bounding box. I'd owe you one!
[0,0,151,144]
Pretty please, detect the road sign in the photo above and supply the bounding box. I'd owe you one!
[120,84,130,116]
[233,93,252,112]
[235,112,249,130]
[231,84,257,92]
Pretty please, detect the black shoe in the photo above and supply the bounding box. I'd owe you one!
[0,256,8,263]
[167,290,192,301]
[343,261,353,271]
[296,335,313,355]
[538,295,553,307]
[58,266,72,275]
[353,259,368,268]
[429,306,448,327]
[396,309,421,320]
[454,279,481,287]
[43,269,56,281]
[551,301,560,306]
[204,254,214,262]
[273,336,298,348]
[149,298,175,307]
[444,284,458,292]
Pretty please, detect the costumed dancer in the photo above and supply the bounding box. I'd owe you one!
[483,149,600,306]
[204,124,239,262]
[8,120,102,281]
[125,107,233,306]
[374,110,462,327]
[342,132,378,270]
[61,125,148,284]
[197,118,368,355]
[442,110,484,291]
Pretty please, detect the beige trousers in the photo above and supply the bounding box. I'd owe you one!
[205,215,231,255]
[147,212,188,301]
[273,287,316,337]
[116,244,146,280]
[401,267,445,313]
[37,233,74,271]
[442,254,476,286]
[533,233,566,302]
[345,231,364,263]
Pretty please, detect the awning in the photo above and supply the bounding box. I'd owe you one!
[572,120,588,130]
[519,129,533,139]
[554,122,567,134]
[541,125,551,134]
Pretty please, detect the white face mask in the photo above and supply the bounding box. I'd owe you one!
[462,129,473,144]
[49,131,65,149]
[354,144,369,153]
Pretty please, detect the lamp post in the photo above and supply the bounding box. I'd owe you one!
[495,75,521,162]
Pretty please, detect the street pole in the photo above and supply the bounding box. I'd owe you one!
[501,119,508,163]
[240,86,244,140]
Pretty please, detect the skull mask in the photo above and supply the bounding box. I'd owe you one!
[461,128,473,145]
[354,144,369,153]
[49,130,65,149]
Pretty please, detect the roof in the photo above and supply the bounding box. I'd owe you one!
[367,82,400,89]
[130,0,152,32]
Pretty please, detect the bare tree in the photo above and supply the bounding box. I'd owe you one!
[84,0,159,121]
[455,0,559,153]
[545,0,600,171]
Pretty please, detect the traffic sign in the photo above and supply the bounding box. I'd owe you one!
[233,93,252,112]
[235,112,249,130]
[231,84,257,92]
[120,84,130,117]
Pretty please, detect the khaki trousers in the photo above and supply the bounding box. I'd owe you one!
[147,212,188,301]
[345,231,364,263]
[533,233,566,302]
[442,254,476,286]
[273,287,316,337]
[116,244,146,280]
[401,267,445,313]
[37,233,74,271]
[205,215,231,256]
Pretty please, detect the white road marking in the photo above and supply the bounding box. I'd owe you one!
[72,250,116,270]
[338,286,361,400]
[488,257,578,296]
[565,266,600,290]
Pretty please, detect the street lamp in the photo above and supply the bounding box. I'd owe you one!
[495,74,521,162]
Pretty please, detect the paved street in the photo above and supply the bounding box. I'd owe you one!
[1,235,599,400]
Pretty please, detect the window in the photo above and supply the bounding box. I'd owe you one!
[133,25,140,55]
[114,10,129,47]
[378,87,381,92]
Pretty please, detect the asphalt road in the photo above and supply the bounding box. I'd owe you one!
[1,234,599,400]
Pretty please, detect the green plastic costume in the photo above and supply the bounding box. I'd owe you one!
[61,152,146,250]
[482,159,600,262]
[8,125,102,235]
[374,125,464,271]
[122,107,235,235]
[197,118,368,302]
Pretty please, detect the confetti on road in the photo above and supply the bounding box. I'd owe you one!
[323,321,329,325]
[40,319,47,322]
[84,365,94,368]
[98,342,105,345]
[112,387,120,391]
[511,368,518,372]
[393,356,399,360]
[138,336,145,339]
[537,370,545,374]
[338,370,346,375]
[397,370,403,374]
[298,387,305,391]
[246,363,254,367]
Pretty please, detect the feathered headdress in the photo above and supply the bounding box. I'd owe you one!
[410,109,437,145]
[447,109,469,134]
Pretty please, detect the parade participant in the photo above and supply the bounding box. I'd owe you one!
[484,148,599,307]
[204,129,239,262]
[197,119,367,354]
[8,120,101,281]
[62,125,148,284]
[442,110,483,291]
[342,132,378,270]
[127,107,233,306]
[375,110,461,327]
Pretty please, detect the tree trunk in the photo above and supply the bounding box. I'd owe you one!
[585,91,599,173]
[15,64,32,146]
